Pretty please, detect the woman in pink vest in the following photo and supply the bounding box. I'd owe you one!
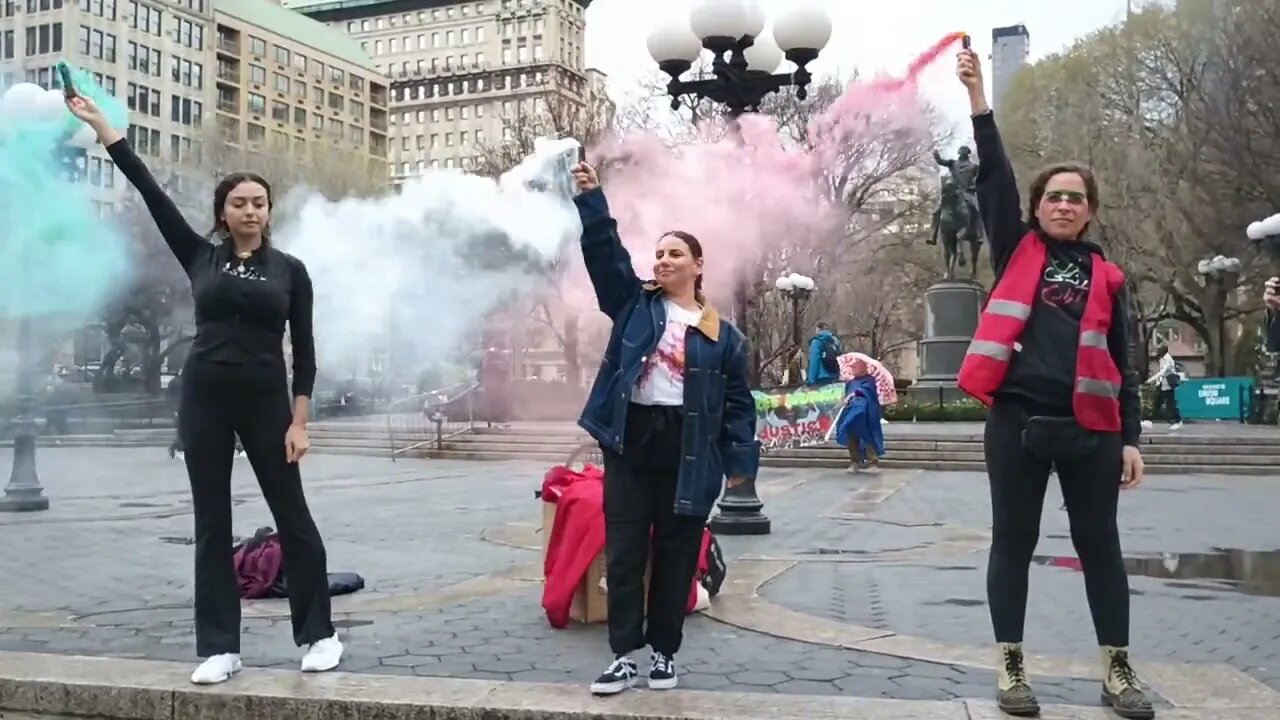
[953,48,1152,719]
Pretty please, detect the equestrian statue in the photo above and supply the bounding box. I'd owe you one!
[928,146,984,279]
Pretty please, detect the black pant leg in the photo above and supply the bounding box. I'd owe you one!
[234,377,334,647]
[983,398,1053,644]
[1056,432,1129,647]
[602,446,654,656]
[1166,390,1182,423]
[644,467,706,656]
[180,372,240,657]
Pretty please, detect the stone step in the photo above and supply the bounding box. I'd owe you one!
[429,433,1280,456]
[465,426,1280,448]
[420,446,1275,473]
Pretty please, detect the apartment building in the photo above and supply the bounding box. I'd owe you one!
[0,0,390,210]
[0,0,215,213]
[213,0,390,171]
[284,0,605,185]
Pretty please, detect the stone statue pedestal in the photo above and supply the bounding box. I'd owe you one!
[914,280,985,401]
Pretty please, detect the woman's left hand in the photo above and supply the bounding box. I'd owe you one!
[285,424,310,463]
[1120,445,1144,489]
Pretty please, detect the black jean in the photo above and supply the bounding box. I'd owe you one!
[602,403,707,657]
[983,396,1130,647]
[180,360,334,656]
[1153,388,1181,424]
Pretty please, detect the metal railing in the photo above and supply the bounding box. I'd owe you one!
[2,396,170,438]
[386,382,479,459]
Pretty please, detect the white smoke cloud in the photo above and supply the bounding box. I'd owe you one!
[275,136,583,381]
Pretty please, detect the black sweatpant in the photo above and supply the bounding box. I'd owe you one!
[1153,388,1181,424]
[180,360,334,657]
[602,404,707,657]
[983,396,1130,647]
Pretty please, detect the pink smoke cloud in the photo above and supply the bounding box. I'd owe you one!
[569,33,964,313]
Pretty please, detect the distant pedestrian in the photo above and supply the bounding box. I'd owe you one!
[806,322,841,385]
[1145,345,1183,430]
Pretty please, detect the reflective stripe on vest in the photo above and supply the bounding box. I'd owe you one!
[985,299,1032,320]
[1080,330,1108,349]
[966,339,1013,362]
[1076,377,1120,398]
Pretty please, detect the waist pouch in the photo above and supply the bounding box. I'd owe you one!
[1021,415,1098,460]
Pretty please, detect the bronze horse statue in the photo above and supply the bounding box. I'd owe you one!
[930,176,983,279]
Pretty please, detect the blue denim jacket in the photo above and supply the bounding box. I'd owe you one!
[574,187,760,518]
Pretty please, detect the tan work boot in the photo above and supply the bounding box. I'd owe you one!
[1100,646,1154,718]
[995,642,1040,716]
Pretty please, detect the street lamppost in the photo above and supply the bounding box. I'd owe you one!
[1246,213,1280,357]
[1246,213,1280,258]
[775,272,816,351]
[1196,254,1243,378]
[0,82,93,513]
[645,0,833,117]
[647,1,831,537]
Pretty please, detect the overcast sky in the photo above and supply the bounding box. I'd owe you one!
[581,0,1134,145]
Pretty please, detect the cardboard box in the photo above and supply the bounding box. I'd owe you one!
[541,500,647,624]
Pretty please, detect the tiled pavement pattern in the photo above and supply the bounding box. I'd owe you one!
[758,470,1280,691]
[0,448,1276,714]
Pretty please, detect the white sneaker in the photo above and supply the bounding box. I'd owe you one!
[191,653,241,684]
[175,450,185,461]
[1169,422,1183,430]
[301,634,343,672]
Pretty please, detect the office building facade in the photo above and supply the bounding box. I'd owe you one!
[284,0,605,185]
[990,23,1030,114]
[213,0,390,175]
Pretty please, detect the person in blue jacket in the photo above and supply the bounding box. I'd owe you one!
[569,161,760,696]
[835,357,885,473]
[807,322,841,384]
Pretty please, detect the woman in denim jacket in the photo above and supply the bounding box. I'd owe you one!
[569,162,759,695]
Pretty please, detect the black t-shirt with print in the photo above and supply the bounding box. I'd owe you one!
[999,239,1097,411]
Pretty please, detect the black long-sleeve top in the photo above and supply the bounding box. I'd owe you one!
[106,139,317,399]
[972,112,1141,445]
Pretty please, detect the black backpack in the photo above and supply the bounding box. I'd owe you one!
[699,531,727,597]
[818,336,841,374]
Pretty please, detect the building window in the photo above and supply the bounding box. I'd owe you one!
[249,64,265,84]
[249,35,265,55]
[271,100,288,122]
[275,46,289,66]
[247,92,265,114]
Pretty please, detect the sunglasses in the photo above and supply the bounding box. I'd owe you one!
[1044,190,1088,205]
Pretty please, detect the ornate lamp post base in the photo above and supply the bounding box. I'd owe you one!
[2,432,49,512]
[709,478,771,535]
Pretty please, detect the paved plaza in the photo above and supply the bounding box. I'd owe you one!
[0,447,1277,718]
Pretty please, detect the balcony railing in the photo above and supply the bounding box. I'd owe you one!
[217,37,239,54]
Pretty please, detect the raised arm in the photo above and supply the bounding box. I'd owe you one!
[65,95,208,271]
[570,164,641,321]
[956,47,1026,276]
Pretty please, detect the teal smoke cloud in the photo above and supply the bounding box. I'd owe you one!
[0,61,131,319]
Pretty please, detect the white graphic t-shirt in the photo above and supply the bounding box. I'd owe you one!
[632,298,702,406]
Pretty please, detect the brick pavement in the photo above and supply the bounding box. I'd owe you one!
[757,469,1280,691]
[0,448,1274,712]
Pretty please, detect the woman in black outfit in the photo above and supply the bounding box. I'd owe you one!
[953,50,1153,719]
[66,95,341,685]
